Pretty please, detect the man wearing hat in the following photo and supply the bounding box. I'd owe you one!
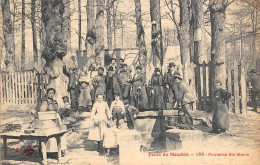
[118,63,132,101]
[149,68,165,110]
[164,62,178,109]
[92,67,106,102]
[173,71,197,118]
[63,64,80,111]
[130,66,149,110]
[105,66,122,106]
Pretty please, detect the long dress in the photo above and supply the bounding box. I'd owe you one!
[212,89,231,131]
[130,73,149,110]
[39,99,67,152]
[88,101,111,141]
[103,127,118,148]
[149,73,165,110]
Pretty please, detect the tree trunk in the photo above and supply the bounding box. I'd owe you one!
[21,0,25,70]
[106,0,112,49]
[86,0,96,66]
[78,0,82,51]
[134,0,147,72]
[63,0,73,68]
[150,0,163,68]
[2,0,15,72]
[178,0,192,83]
[112,2,117,49]
[31,0,38,70]
[96,0,105,66]
[41,0,67,106]
[209,1,228,107]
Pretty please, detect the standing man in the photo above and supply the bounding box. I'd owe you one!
[164,62,178,109]
[105,66,122,106]
[92,67,106,102]
[116,58,125,75]
[173,71,197,118]
[107,58,117,75]
[249,69,260,111]
[118,64,132,101]
[63,65,80,111]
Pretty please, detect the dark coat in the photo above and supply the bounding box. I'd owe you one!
[130,73,149,109]
[63,66,79,92]
[149,73,165,109]
[125,105,139,129]
[212,88,231,131]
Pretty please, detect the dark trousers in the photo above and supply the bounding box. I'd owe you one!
[112,110,123,128]
[70,89,78,110]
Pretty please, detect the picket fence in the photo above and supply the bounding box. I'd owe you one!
[195,60,249,114]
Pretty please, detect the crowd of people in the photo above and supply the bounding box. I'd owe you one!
[37,57,238,157]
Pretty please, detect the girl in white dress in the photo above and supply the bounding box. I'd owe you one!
[88,94,111,152]
[103,120,118,156]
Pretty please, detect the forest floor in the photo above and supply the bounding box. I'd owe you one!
[0,106,259,165]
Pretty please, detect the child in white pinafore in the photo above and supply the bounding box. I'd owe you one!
[103,120,118,156]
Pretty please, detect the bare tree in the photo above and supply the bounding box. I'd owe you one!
[134,0,147,71]
[209,0,234,102]
[21,0,25,70]
[165,0,193,83]
[150,0,164,68]
[106,0,112,49]
[96,0,105,66]
[78,0,82,51]
[2,0,15,72]
[41,0,67,105]
[86,0,96,65]
[30,0,38,69]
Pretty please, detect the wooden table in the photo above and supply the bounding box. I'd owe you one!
[0,130,67,164]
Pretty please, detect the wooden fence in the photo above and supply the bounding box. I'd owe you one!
[195,60,248,114]
[0,70,38,107]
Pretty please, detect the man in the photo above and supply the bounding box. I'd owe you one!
[116,58,125,75]
[249,69,260,111]
[118,64,132,101]
[164,62,178,109]
[173,71,197,118]
[92,67,106,102]
[107,58,117,75]
[105,66,122,106]
[63,65,80,111]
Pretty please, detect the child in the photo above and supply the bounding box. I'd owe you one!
[103,120,118,156]
[124,100,139,129]
[174,110,194,130]
[110,93,125,128]
[78,81,93,113]
[88,94,111,153]
[212,81,231,133]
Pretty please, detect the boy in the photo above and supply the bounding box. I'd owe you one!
[124,100,139,129]
[110,93,125,128]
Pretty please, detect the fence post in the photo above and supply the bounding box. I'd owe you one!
[12,74,15,104]
[195,64,202,110]
[202,61,207,110]
[233,61,240,114]
[227,62,232,112]
[240,61,247,114]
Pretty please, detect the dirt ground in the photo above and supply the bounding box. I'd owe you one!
[0,106,259,165]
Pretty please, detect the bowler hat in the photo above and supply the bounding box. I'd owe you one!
[173,71,182,80]
[136,66,142,70]
[119,58,124,62]
[108,66,114,71]
[154,68,160,72]
[168,62,176,68]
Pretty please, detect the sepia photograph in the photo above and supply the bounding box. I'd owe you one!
[0,0,259,164]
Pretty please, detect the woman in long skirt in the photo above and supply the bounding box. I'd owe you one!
[212,81,231,133]
[88,94,111,152]
[39,88,67,156]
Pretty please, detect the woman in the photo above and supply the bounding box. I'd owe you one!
[88,94,111,152]
[212,81,231,133]
[39,88,67,156]
[78,81,93,113]
[130,66,149,110]
[149,68,165,110]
